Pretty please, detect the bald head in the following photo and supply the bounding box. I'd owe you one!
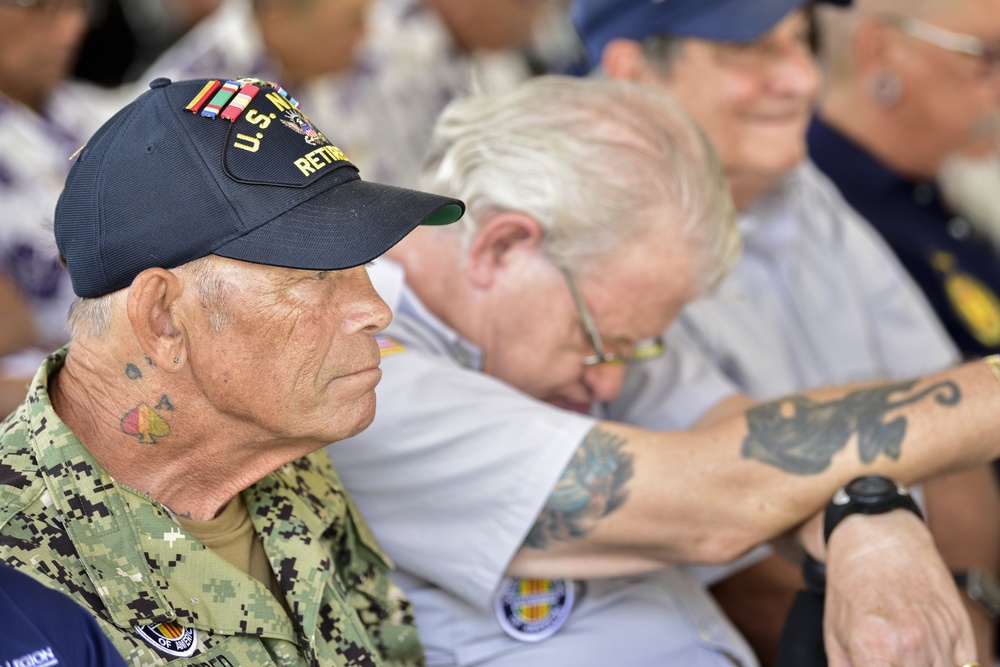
[818,0,976,83]
[817,0,1000,177]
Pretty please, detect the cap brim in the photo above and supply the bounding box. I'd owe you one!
[213,179,464,271]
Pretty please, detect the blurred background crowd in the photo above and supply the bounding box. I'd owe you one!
[0,0,583,415]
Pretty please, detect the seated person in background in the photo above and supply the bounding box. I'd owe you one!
[810,0,1000,358]
[938,149,1000,255]
[570,0,1000,661]
[0,562,127,667]
[141,0,557,188]
[72,0,223,86]
[0,0,128,415]
[0,75,464,664]
[326,74,1000,667]
[0,274,37,416]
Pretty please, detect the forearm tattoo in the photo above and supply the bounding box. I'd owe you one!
[525,427,634,549]
[742,379,960,474]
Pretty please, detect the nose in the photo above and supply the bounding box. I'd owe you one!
[344,266,393,334]
[769,42,821,99]
[582,362,628,403]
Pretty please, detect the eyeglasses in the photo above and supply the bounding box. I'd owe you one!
[883,15,1000,79]
[0,0,97,18]
[558,265,666,367]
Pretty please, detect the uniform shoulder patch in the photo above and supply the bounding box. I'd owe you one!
[134,621,198,657]
[376,334,406,357]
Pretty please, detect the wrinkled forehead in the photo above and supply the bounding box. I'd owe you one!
[579,226,700,301]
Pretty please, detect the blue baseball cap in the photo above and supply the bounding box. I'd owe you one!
[573,0,853,69]
[55,77,465,298]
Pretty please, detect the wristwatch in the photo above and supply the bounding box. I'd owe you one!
[823,475,924,543]
[803,475,924,594]
[954,568,1000,619]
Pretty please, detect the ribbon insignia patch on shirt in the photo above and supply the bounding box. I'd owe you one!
[135,621,198,657]
[494,577,575,642]
[376,334,406,357]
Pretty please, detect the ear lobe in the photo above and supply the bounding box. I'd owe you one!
[602,38,658,84]
[465,212,545,288]
[127,268,187,371]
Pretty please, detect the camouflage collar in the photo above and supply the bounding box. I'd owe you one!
[11,347,394,644]
[18,349,297,638]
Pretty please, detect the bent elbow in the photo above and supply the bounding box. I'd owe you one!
[680,529,761,565]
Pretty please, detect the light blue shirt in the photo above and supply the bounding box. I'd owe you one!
[327,259,759,667]
[673,160,958,400]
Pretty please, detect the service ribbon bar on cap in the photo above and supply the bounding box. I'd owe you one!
[219,83,259,122]
[271,83,301,109]
[184,80,221,114]
[200,80,240,119]
[232,77,301,109]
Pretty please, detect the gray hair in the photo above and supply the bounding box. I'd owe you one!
[66,255,232,339]
[418,75,738,291]
[641,34,688,77]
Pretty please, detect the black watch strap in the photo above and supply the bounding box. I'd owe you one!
[803,476,924,595]
[802,553,827,594]
[823,475,923,544]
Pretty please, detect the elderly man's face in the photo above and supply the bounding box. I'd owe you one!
[653,10,820,198]
[0,0,89,111]
[430,0,553,51]
[184,257,391,445]
[884,0,1000,165]
[481,225,695,414]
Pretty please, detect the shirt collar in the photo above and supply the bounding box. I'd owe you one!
[373,259,485,370]
[20,349,299,639]
[808,114,915,196]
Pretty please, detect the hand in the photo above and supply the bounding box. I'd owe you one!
[823,510,977,667]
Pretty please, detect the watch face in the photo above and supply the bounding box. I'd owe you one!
[846,475,897,499]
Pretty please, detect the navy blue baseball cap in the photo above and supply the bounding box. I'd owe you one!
[55,77,465,298]
[573,0,853,69]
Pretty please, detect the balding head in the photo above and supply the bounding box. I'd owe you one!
[817,0,1000,177]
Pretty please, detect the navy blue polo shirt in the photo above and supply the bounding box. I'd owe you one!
[808,115,1000,358]
[0,563,125,667]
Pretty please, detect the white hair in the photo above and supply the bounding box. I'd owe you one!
[419,75,738,290]
[66,255,232,339]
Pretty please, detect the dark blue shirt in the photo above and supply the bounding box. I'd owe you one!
[808,115,1000,358]
[0,562,125,667]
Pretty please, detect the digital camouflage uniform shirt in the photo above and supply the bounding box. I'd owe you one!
[0,349,425,667]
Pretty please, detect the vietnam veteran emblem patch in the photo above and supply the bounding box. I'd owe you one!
[494,577,575,642]
[135,621,198,657]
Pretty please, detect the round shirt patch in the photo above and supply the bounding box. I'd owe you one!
[135,621,198,657]
[494,577,575,642]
